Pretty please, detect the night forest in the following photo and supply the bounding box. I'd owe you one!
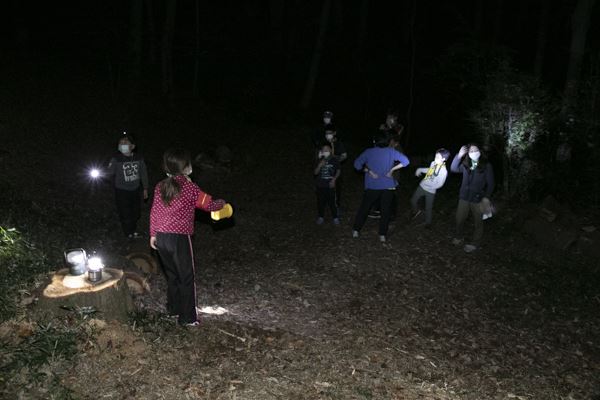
[1,1,599,399]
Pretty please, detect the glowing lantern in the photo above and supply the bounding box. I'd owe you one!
[87,256,104,283]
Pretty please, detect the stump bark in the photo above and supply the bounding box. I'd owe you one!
[36,268,134,321]
[126,252,159,274]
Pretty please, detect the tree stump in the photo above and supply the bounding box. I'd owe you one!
[123,270,151,295]
[126,252,159,275]
[36,268,134,321]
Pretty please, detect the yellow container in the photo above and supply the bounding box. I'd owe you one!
[211,203,233,221]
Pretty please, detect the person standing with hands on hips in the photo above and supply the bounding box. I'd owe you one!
[450,143,494,253]
[149,148,227,327]
[352,132,409,243]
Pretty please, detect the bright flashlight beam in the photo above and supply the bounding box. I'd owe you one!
[197,306,229,315]
[90,169,100,178]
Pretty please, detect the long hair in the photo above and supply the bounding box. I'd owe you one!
[460,143,488,171]
[159,148,191,205]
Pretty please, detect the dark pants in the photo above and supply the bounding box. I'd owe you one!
[115,187,142,236]
[371,187,399,218]
[156,232,198,325]
[455,199,483,245]
[316,187,338,218]
[353,189,395,235]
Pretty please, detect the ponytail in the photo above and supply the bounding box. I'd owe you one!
[159,176,181,206]
[159,147,191,205]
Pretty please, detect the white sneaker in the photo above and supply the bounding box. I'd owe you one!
[463,244,477,253]
[379,235,386,243]
[352,230,359,238]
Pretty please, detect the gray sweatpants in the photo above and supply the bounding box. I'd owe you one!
[410,186,436,224]
[455,199,483,244]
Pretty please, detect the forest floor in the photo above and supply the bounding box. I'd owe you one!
[1,117,600,400]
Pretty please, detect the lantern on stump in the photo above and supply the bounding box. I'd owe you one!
[87,255,104,283]
[64,248,87,276]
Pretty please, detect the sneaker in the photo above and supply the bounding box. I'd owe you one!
[379,235,386,243]
[333,218,340,225]
[184,321,201,327]
[452,237,464,246]
[368,210,381,219]
[463,244,478,253]
[316,217,324,225]
[352,230,360,238]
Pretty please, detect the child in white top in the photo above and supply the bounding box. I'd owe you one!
[410,148,450,226]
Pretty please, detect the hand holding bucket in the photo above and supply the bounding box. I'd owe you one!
[211,203,233,221]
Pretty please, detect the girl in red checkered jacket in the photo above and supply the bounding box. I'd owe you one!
[149,148,226,327]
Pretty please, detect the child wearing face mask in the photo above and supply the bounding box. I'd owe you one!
[320,124,347,212]
[150,148,227,327]
[311,110,335,148]
[107,133,149,238]
[410,148,450,227]
[450,143,494,253]
[314,144,340,225]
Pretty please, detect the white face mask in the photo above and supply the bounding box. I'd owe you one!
[469,151,481,161]
[323,118,331,124]
[119,144,131,154]
[321,151,331,158]
[325,133,334,141]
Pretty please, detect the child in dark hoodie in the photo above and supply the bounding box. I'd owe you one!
[450,144,494,253]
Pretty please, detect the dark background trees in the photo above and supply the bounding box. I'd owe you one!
[2,0,599,203]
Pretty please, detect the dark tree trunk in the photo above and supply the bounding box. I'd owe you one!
[270,0,285,54]
[355,0,369,68]
[563,0,597,114]
[332,0,345,43]
[146,0,157,65]
[128,0,143,97]
[534,0,550,77]
[404,0,417,149]
[301,0,332,109]
[492,0,503,45]
[473,0,484,37]
[285,0,301,70]
[161,0,177,101]
[193,0,201,96]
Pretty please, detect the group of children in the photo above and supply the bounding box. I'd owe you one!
[100,117,493,328]
[312,111,494,252]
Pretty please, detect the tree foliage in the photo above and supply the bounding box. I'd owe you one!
[470,60,558,200]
